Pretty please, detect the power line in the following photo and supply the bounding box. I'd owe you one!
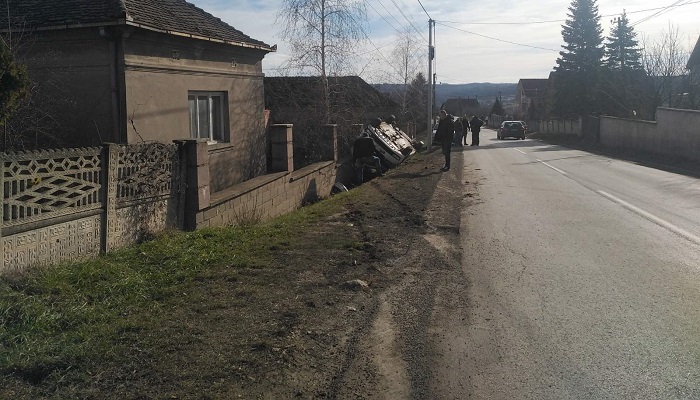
[434,0,700,26]
[371,0,405,33]
[366,0,428,45]
[388,0,428,42]
[416,0,431,19]
[348,14,409,80]
[436,21,560,52]
[630,0,692,27]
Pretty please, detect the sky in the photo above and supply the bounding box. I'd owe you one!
[190,0,700,84]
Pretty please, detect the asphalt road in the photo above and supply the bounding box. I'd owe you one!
[432,129,700,399]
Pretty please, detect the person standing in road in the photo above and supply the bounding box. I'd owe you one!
[470,115,484,146]
[434,110,455,171]
[453,117,464,147]
[463,117,470,146]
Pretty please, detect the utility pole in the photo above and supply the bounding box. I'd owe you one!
[612,15,624,69]
[427,19,434,148]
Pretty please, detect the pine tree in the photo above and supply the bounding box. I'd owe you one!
[553,0,604,117]
[604,12,642,71]
[599,12,650,117]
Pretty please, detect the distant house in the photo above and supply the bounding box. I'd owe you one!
[1,0,275,190]
[515,79,548,115]
[264,76,399,127]
[688,35,700,86]
[441,98,480,117]
[265,76,400,167]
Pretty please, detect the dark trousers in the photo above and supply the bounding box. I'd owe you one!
[472,130,480,145]
[441,141,452,168]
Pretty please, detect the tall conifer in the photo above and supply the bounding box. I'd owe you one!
[553,0,604,117]
[605,12,643,71]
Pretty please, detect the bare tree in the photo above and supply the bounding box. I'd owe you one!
[276,0,367,121]
[640,24,693,110]
[390,27,423,121]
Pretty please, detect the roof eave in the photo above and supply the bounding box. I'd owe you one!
[125,20,275,52]
[0,19,128,33]
[0,19,275,53]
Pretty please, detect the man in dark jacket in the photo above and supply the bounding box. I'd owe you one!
[463,118,470,146]
[470,115,484,146]
[434,110,455,171]
[352,132,383,184]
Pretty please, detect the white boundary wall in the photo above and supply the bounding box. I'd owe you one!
[600,108,700,161]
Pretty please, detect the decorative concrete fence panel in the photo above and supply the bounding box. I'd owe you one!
[108,143,183,250]
[1,143,183,274]
[1,125,339,275]
[2,148,104,272]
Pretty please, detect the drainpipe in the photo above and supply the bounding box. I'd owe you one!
[101,27,122,144]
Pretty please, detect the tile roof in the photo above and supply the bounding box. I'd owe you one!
[265,76,400,110]
[518,79,548,91]
[0,0,272,50]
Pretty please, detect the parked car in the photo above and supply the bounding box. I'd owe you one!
[497,121,526,140]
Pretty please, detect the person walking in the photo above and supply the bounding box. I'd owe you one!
[453,117,464,147]
[470,115,484,146]
[463,117,470,146]
[434,110,455,171]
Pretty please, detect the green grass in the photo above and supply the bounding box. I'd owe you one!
[0,188,362,392]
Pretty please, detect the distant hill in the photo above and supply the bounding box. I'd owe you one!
[373,82,517,108]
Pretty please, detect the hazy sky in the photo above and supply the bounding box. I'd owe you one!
[191,0,700,83]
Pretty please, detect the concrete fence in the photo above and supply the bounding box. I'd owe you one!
[600,108,700,161]
[531,119,582,136]
[1,125,338,275]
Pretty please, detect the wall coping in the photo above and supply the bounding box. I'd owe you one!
[205,160,336,211]
[658,107,700,115]
[209,171,288,206]
[290,161,335,182]
[600,115,658,125]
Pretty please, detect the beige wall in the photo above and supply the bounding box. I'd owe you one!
[600,108,700,161]
[122,30,268,189]
[21,28,116,146]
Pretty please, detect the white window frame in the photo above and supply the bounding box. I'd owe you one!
[188,91,228,143]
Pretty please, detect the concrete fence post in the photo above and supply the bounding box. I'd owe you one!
[0,153,4,271]
[181,139,211,231]
[269,124,294,173]
[101,143,119,253]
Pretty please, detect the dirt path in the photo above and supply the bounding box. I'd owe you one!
[328,147,478,399]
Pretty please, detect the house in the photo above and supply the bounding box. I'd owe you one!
[264,76,400,127]
[515,79,548,115]
[688,35,700,87]
[441,98,480,117]
[1,0,275,191]
[265,76,400,166]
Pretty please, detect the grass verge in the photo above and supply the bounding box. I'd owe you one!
[0,187,364,398]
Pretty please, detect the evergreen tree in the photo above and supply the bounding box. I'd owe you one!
[604,12,642,71]
[553,0,604,117]
[0,42,29,124]
[490,97,505,116]
[599,12,648,117]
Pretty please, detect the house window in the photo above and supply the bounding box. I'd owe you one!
[188,91,228,142]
